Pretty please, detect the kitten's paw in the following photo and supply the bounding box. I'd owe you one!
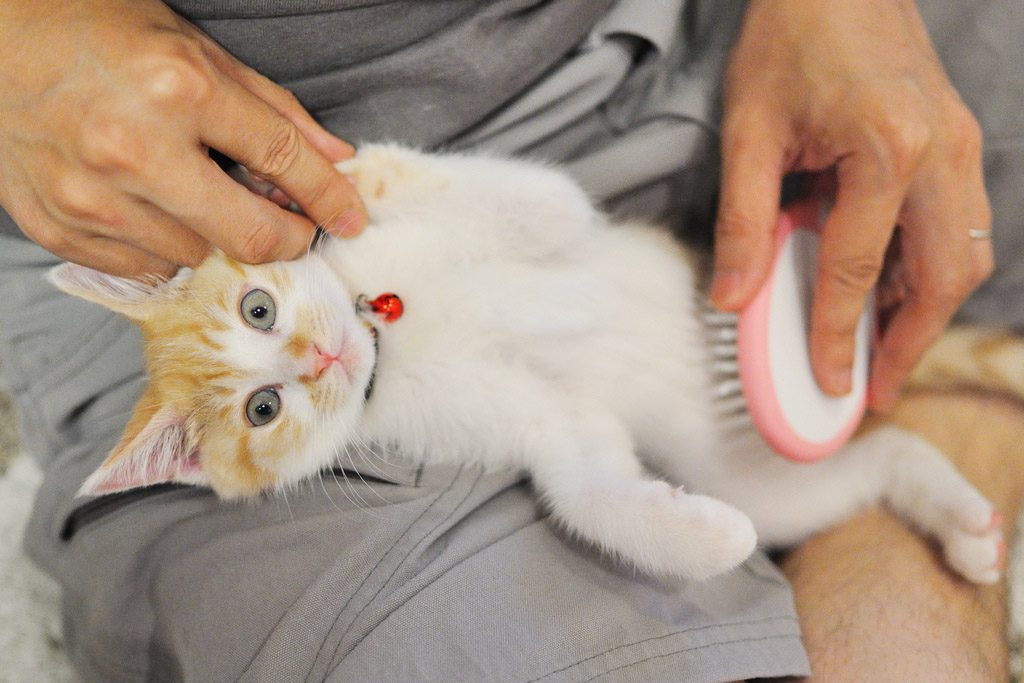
[953,496,1000,536]
[596,481,757,580]
[942,526,1005,585]
[884,431,1002,583]
[669,492,759,580]
[934,488,1003,583]
[336,144,444,213]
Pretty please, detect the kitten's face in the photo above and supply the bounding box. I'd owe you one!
[165,252,378,496]
[51,251,378,499]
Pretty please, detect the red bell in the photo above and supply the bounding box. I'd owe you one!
[368,293,403,322]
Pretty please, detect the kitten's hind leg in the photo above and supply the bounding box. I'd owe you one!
[867,427,1003,584]
[711,426,1002,584]
[527,413,757,580]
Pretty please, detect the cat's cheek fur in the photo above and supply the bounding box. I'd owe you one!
[197,385,371,499]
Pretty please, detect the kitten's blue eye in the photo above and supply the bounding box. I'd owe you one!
[245,387,280,427]
[241,289,276,330]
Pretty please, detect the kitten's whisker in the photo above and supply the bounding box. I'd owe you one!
[324,438,399,511]
[341,468,373,510]
[323,468,361,510]
[277,487,296,524]
[323,439,376,511]
[345,444,396,507]
[317,471,348,515]
[306,205,347,258]
[347,437,402,485]
[307,223,329,256]
[327,470,362,510]
[358,451,402,485]
[330,466,382,515]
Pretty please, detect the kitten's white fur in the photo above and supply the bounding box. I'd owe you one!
[325,145,1000,582]
[53,143,1003,583]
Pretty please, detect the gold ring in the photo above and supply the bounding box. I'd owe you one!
[968,228,992,240]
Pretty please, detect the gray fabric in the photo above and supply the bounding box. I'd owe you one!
[918,0,1024,328]
[449,0,745,245]
[179,0,615,150]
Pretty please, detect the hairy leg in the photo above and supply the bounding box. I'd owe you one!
[780,390,1024,681]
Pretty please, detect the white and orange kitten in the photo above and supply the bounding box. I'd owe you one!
[49,144,1002,583]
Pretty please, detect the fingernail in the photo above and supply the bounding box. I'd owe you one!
[828,367,852,395]
[311,129,354,161]
[710,269,742,309]
[329,209,365,237]
[992,511,1004,530]
[333,137,355,157]
[329,137,356,161]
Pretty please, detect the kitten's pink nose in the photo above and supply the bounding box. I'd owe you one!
[312,345,340,379]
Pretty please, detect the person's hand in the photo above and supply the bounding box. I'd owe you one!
[0,0,366,278]
[711,0,993,412]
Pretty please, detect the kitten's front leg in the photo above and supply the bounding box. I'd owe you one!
[336,144,448,217]
[525,410,757,580]
[337,144,599,260]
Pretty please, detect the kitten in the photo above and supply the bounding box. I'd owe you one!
[49,144,1003,583]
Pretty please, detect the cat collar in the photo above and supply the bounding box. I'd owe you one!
[355,293,402,402]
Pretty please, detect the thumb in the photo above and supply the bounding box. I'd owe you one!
[711,116,786,311]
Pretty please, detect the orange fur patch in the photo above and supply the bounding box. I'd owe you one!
[286,333,311,360]
[234,431,261,480]
[228,260,247,278]
[106,391,162,466]
[268,267,292,293]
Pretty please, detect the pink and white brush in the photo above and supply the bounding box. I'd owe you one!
[707,195,872,462]
[740,195,872,460]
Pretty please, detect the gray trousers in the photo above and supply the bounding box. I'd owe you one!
[2,1,1021,680]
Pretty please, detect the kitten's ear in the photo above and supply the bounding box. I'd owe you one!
[47,262,189,320]
[78,400,208,497]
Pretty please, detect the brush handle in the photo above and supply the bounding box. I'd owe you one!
[737,196,872,462]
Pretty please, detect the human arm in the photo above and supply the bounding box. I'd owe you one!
[0,0,366,278]
[710,0,993,411]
